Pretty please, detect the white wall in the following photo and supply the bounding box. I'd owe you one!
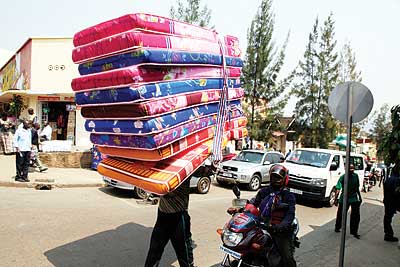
[30,38,78,93]
[75,109,91,149]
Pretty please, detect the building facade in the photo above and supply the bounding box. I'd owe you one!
[0,37,90,148]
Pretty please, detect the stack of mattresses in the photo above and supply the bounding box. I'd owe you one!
[72,13,247,195]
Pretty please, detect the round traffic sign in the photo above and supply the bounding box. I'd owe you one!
[328,82,374,124]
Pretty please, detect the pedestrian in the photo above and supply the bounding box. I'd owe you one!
[144,179,195,267]
[13,120,32,182]
[334,164,362,239]
[27,108,38,124]
[39,121,52,141]
[31,122,48,172]
[0,113,15,154]
[285,149,292,159]
[383,164,400,242]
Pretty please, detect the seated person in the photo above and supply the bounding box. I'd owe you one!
[39,121,52,142]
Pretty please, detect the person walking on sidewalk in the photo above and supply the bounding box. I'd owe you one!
[13,120,32,182]
[334,164,362,239]
[383,164,400,242]
[31,122,48,173]
[144,179,195,267]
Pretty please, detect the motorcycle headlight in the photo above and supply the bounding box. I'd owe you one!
[310,178,327,186]
[222,229,243,247]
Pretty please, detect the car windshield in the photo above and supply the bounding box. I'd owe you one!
[286,150,330,168]
[233,151,264,164]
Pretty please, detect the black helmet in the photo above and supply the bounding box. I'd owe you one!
[270,164,289,188]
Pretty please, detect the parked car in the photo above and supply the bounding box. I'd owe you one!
[283,148,365,206]
[216,150,284,191]
[103,176,148,199]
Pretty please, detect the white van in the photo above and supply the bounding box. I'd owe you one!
[283,148,365,206]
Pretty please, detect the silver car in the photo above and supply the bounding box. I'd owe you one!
[216,150,284,191]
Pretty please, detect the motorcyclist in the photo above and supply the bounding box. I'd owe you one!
[251,164,297,267]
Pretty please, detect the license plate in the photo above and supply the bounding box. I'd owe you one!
[219,245,241,259]
[290,188,303,195]
[222,172,233,178]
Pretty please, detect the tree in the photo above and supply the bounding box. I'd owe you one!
[169,0,212,27]
[370,103,392,156]
[291,18,319,147]
[241,0,290,147]
[338,42,362,83]
[378,105,400,174]
[315,14,339,148]
[292,14,340,148]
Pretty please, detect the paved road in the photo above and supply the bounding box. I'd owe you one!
[0,183,398,267]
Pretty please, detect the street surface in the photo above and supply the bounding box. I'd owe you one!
[0,183,399,267]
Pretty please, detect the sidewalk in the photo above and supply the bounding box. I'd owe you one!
[0,154,104,188]
[297,188,400,267]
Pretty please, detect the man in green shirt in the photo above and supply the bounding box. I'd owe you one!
[334,164,363,239]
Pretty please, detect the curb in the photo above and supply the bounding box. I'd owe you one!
[0,181,105,188]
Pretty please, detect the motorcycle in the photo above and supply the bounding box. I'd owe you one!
[217,186,299,267]
[363,170,379,192]
[362,171,374,192]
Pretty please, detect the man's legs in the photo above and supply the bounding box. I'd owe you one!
[170,211,194,267]
[383,204,397,241]
[15,152,23,179]
[145,211,172,267]
[33,146,47,172]
[349,201,361,236]
[21,151,30,180]
[274,233,296,267]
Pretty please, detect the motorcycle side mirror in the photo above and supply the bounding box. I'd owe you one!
[232,185,241,199]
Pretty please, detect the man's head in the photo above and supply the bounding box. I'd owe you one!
[28,108,34,115]
[33,123,40,130]
[22,120,29,130]
[349,164,355,174]
[44,121,49,127]
[270,164,289,191]
[1,113,7,120]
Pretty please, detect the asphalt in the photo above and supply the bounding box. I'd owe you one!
[0,154,104,188]
[1,154,399,266]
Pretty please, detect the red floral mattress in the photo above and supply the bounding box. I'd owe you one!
[73,13,218,47]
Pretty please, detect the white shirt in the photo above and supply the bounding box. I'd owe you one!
[40,125,52,141]
[14,127,32,152]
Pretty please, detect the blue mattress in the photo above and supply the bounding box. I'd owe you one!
[78,49,243,75]
[75,78,241,106]
[84,100,242,134]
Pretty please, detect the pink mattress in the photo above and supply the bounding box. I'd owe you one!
[73,13,218,47]
[71,66,241,92]
[72,31,240,63]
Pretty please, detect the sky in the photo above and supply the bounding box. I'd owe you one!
[0,0,399,117]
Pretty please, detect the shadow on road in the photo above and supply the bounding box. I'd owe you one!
[44,222,180,267]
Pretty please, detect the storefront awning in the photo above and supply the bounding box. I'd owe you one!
[0,90,74,102]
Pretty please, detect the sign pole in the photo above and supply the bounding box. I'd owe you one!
[339,84,353,267]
